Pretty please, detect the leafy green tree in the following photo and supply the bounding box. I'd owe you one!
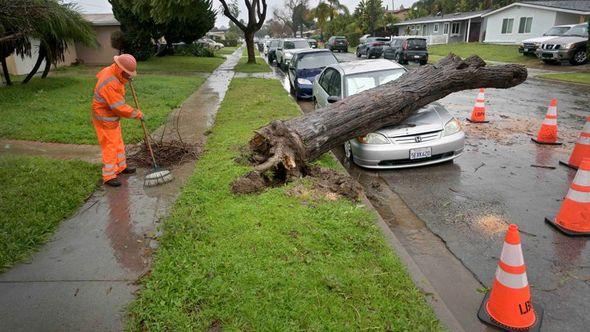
[354,0,383,36]
[312,2,332,40]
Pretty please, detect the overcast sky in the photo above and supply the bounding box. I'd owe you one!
[73,0,418,28]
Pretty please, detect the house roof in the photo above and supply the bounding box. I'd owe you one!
[394,10,490,26]
[82,14,120,26]
[482,1,590,17]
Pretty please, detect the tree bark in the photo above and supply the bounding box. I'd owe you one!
[245,31,256,64]
[1,56,11,86]
[22,45,46,84]
[41,54,51,78]
[245,55,527,179]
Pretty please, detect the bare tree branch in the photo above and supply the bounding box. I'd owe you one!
[219,0,247,31]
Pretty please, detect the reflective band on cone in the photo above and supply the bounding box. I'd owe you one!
[478,224,543,331]
[546,158,590,236]
[467,88,489,123]
[533,98,562,145]
[561,117,590,169]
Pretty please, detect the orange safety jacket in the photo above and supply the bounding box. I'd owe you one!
[92,63,141,124]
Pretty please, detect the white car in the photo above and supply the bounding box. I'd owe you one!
[313,59,465,169]
[197,38,224,50]
[519,24,574,55]
[275,38,311,71]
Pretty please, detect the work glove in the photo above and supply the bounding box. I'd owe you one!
[136,109,144,121]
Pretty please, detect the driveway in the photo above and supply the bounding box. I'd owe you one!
[269,51,590,331]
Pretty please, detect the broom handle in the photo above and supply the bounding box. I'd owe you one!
[129,81,158,168]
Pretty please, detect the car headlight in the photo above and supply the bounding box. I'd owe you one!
[443,118,462,136]
[285,52,293,59]
[297,78,312,85]
[564,43,575,49]
[534,42,542,47]
[358,133,389,144]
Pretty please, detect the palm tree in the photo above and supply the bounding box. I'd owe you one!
[22,1,96,83]
[312,2,331,40]
[327,0,349,20]
[0,0,96,85]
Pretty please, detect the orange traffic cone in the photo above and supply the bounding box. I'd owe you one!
[532,98,562,145]
[560,117,590,170]
[546,158,590,236]
[466,88,489,123]
[478,224,543,331]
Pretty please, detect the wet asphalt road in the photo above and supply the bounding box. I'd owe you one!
[270,51,590,331]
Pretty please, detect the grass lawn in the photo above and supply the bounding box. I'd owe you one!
[0,155,99,272]
[234,56,271,73]
[536,72,590,85]
[127,77,441,330]
[0,74,205,144]
[216,46,238,55]
[139,55,225,73]
[428,43,539,66]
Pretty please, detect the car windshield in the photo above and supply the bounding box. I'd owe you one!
[563,25,588,37]
[544,26,570,36]
[368,37,390,42]
[270,40,280,47]
[297,52,337,69]
[407,39,427,49]
[345,69,406,96]
[284,40,310,49]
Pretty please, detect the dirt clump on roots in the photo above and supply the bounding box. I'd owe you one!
[128,140,202,167]
[231,165,362,201]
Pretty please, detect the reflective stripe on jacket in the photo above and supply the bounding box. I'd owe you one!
[92,64,140,123]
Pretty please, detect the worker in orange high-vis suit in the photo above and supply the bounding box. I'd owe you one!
[92,54,143,187]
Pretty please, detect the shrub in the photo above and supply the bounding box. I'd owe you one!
[110,30,125,54]
[222,39,238,47]
[173,43,215,57]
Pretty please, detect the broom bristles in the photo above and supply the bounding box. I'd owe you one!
[144,168,173,187]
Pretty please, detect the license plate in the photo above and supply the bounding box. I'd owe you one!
[414,55,420,59]
[410,147,432,160]
[524,48,529,52]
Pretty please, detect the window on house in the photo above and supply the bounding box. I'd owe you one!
[518,17,533,33]
[443,23,449,34]
[451,22,460,35]
[501,18,514,34]
[433,23,439,33]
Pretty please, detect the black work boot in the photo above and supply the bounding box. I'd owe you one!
[121,167,136,174]
[105,178,121,187]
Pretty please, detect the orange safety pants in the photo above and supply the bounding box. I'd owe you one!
[92,119,127,182]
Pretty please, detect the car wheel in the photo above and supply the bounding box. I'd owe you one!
[570,49,588,66]
[344,141,353,160]
[542,59,558,65]
[419,60,427,65]
[356,49,361,58]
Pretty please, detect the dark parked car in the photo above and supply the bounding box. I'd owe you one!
[383,37,428,65]
[266,39,280,64]
[327,36,348,52]
[356,36,389,58]
[308,39,318,48]
[536,23,588,65]
[288,49,338,99]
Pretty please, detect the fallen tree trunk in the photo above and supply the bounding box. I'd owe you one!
[235,54,527,192]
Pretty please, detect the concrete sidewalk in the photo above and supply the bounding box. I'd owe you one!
[0,49,241,331]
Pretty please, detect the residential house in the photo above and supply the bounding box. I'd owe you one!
[384,5,411,21]
[394,10,490,45]
[3,13,120,76]
[76,13,121,64]
[482,1,590,44]
[207,26,228,41]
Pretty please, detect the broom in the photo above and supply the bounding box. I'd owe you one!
[129,80,174,187]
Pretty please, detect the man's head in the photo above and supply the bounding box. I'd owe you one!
[113,54,137,79]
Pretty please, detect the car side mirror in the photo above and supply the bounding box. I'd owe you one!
[327,96,340,103]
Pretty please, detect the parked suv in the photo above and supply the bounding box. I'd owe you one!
[383,37,428,65]
[519,24,574,55]
[536,23,588,65]
[356,36,390,58]
[276,38,311,70]
[327,36,348,52]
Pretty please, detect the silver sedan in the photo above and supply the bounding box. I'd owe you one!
[313,59,465,169]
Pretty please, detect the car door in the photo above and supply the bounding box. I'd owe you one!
[277,40,284,63]
[314,68,336,108]
[383,41,393,58]
[288,54,298,86]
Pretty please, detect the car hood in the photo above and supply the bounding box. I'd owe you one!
[296,67,324,80]
[376,103,450,137]
[522,36,559,44]
[543,36,587,44]
[284,48,310,54]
